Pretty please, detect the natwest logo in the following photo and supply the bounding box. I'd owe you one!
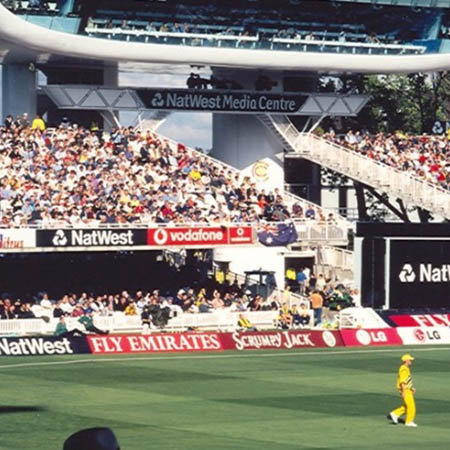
[399,263,450,283]
[52,229,68,246]
[399,264,416,282]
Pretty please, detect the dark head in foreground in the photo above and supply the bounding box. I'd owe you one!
[63,427,120,450]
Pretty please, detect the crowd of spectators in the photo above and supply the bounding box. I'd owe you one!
[0,271,356,333]
[0,114,325,227]
[0,282,290,323]
[323,129,450,191]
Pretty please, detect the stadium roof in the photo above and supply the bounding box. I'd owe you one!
[1,4,450,73]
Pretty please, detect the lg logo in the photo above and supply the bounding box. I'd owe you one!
[399,264,416,283]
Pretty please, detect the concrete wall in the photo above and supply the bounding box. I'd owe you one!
[212,113,287,288]
[0,63,37,121]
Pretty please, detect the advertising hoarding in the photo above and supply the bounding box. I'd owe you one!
[388,239,450,308]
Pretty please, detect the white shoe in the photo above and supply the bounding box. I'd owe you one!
[389,412,399,424]
[405,422,418,427]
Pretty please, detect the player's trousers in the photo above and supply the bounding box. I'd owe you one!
[392,389,416,424]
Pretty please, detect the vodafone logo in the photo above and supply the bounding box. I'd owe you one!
[322,331,336,347]
[154,229,169,245]
[414,329,426,342]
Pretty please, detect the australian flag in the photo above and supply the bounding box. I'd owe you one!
[257,222,298,247]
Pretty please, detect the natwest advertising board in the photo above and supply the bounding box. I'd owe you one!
[0,336,90,357]
[147,226,254,247]
[396,327,450,345]
[340,328,402,347]
[389,313,450,328]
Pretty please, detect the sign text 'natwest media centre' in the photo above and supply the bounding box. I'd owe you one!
[138,88,308,114]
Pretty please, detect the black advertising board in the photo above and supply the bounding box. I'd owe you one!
[36,229,148,248]
[389,239,450,309]
[137,88,308,114]
[0,336,91,357]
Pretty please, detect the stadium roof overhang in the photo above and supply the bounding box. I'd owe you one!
[1,5,450,74]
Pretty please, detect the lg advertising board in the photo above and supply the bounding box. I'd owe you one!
[388,239,450,308]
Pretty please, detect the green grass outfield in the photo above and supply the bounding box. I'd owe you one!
[0,345,449,450]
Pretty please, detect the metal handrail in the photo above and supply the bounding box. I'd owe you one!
[85,27,426,55]
[268,115,450,218]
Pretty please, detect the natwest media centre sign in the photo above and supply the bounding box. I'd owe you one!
[139,88,308,114]
[147,226,254,247]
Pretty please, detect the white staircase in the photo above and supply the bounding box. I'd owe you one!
[259,114,450,220]
[315,246,354,283]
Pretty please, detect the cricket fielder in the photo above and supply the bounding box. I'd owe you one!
[388,354,417,427]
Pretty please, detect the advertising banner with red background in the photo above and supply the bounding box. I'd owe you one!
[147,226,254,247]
[86,330,343,355]
[389,314,450,328]
[340,328,403,347]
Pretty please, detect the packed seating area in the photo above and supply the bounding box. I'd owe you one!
[323,130,450,191]
[83,0,429,56]
[0,115,334,227]
[0,272,356,334]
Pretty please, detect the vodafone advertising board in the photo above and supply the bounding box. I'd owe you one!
[147,226,254,247]
[396,327,450,345]
[389,313,450,328]
[87,330,343,354]
[340,328,402,347]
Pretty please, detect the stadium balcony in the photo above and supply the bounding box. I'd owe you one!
[84,22,426,56]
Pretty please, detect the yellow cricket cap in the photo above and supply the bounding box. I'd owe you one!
[401,354,414,362]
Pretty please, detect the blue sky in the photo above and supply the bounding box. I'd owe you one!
[120,67,212,150]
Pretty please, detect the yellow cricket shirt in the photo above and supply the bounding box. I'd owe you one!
[397,364,413,392]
